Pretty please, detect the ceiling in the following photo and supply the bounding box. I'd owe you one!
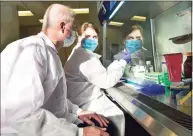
[1,1,92,27]
[112,1,180,25]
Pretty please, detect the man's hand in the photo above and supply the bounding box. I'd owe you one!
[83,126,110,136]
[78,111,109,127]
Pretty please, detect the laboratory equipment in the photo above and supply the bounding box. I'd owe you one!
[124,77,165,95]
[144,72,162,83]
[162,62,167,72]
[164,53,183,82]
[176,90,192,116]
[184,52,192,78]
[98,1,192,135]
[146,61,154,73]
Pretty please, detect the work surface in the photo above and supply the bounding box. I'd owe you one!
[105,82,192,136]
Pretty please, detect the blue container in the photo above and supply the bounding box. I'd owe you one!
[125,77,165,96]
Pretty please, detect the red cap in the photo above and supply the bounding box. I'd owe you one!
[186,52,192,56]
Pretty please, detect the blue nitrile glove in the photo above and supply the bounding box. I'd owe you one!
[114,49,131,63]
[122,50,131,63]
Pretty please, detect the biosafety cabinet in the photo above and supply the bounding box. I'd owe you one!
[98,1,191,70]
[98,1,192,136]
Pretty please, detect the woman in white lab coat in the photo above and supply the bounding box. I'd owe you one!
[114,24,149,77]
[64,22,130,136]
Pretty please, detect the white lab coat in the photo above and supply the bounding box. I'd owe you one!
[1,32,83,136]
[113,48,147,66]
[114,48,149,77]
[64,47,126,136]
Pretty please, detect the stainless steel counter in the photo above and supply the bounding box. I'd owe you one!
[105,82,192,136]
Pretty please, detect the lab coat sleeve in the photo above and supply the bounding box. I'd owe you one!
[11,108,83,136]
[4,45,83,136]
[113,51,124,60]
[80,57,126,89]
[67,99,83,115]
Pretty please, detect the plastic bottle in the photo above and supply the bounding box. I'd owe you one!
[184,52,192,79]
[146,61,154,73]
[162,62,167,73]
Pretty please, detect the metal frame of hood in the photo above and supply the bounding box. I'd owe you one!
[105,85,192,136]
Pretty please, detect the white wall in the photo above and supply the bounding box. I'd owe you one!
[1,4,19,52]
[153,1,192,71]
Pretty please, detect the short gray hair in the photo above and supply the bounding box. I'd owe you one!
[42,4,75,31]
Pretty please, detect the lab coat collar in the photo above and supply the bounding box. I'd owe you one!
[38,32,58,54]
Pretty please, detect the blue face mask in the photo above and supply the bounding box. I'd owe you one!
[63,31,76,47]
[82,39,98,52]
[126,40,142,54]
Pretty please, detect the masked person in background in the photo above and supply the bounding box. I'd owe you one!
[64,22,131,136]
[1,4,110,136]
[114,24,148,77]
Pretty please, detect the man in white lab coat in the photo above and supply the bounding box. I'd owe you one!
[1,4,109,136]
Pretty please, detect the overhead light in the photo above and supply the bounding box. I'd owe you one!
[109,21,124,26]
[18,11,33,16]
[131,16,146,22]
[72,8,89,14]
[39,19,43,23]
[39,8,90,23]
[109,1,125,20]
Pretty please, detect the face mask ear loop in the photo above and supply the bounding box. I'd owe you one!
[142,46,147,50]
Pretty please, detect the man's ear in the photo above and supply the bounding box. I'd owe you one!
[60,22,66,33]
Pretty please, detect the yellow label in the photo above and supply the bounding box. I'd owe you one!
[180,91,192,105]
